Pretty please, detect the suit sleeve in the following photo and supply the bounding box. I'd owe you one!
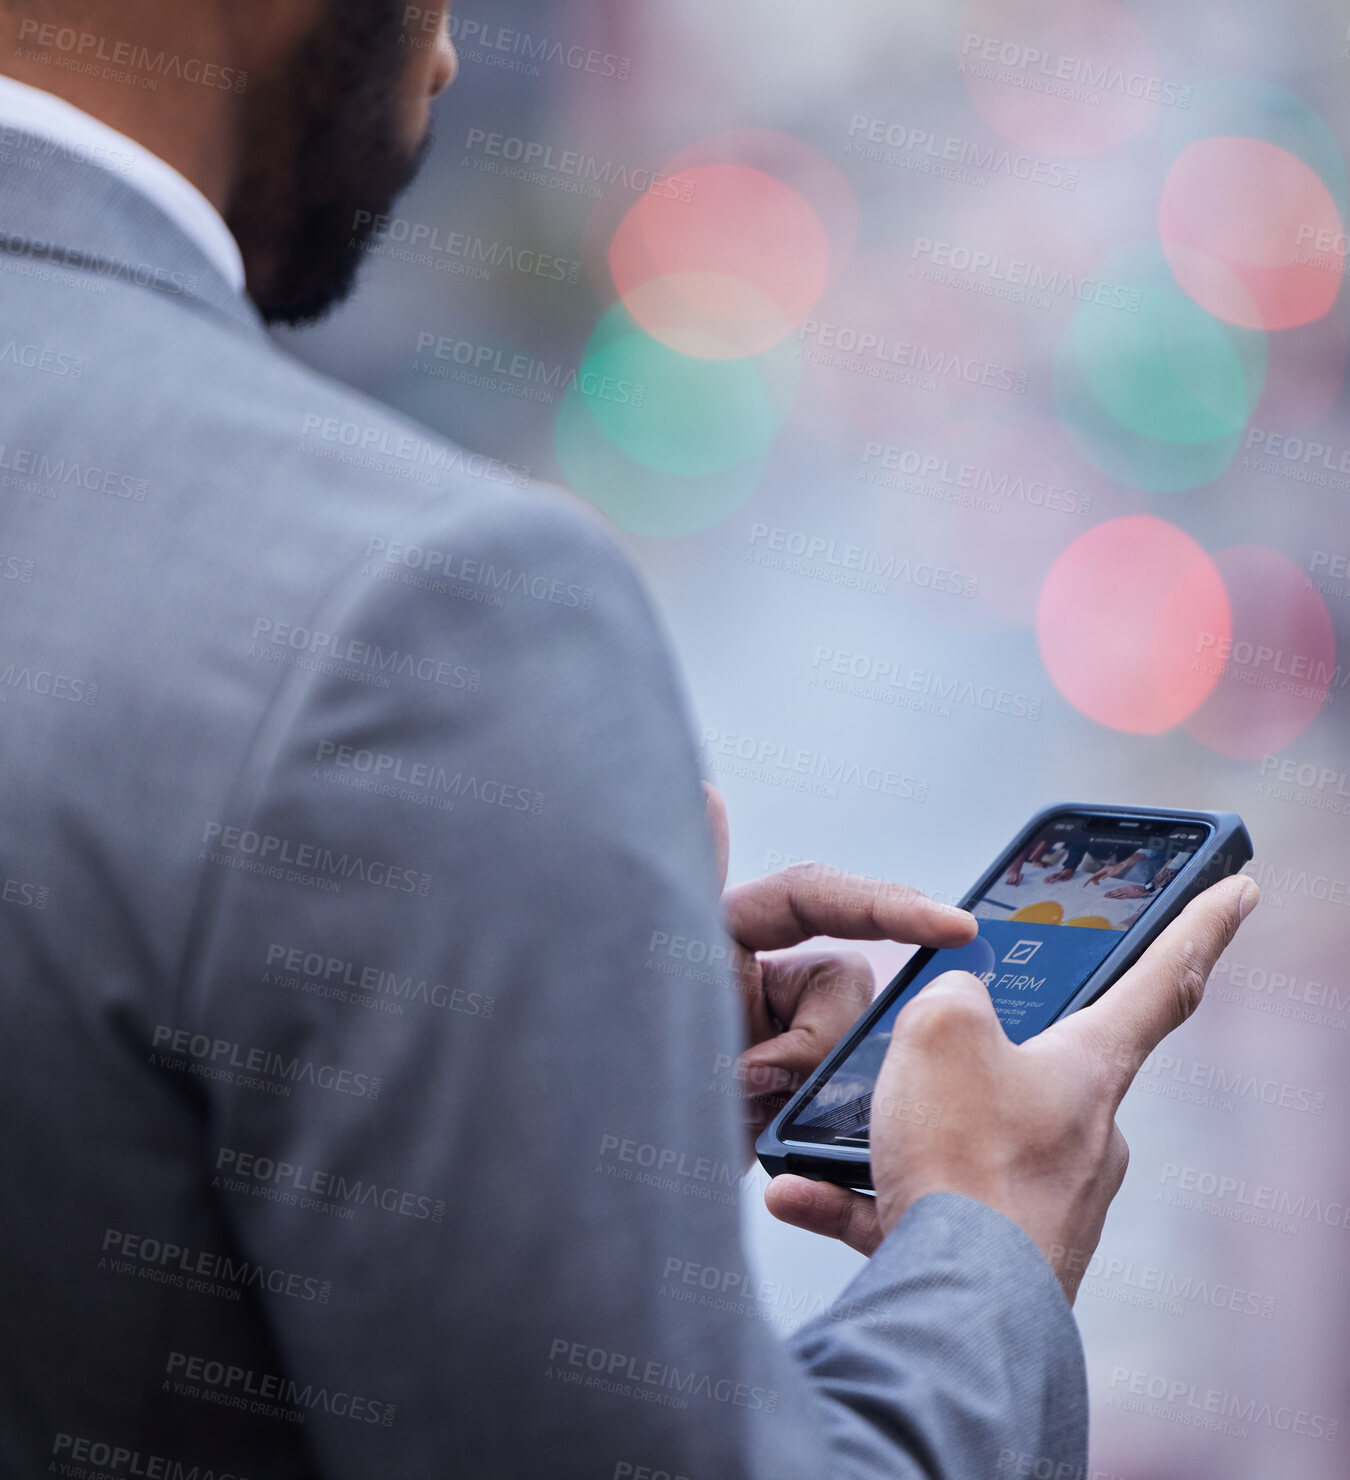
[180,490,1087,1479]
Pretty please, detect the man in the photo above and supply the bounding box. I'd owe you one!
[0,3,1255,1476]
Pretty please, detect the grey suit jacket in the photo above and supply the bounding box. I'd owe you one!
[0,135,1087,1478]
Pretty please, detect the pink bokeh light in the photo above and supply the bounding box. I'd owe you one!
[1160,137,1344,330]
[959,0,1161,158]
[1181,544,1335,759]
[1037,515,1231,733]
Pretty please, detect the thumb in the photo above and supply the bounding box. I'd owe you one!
[1048,873,1257,1108]
[883,969,1006,1084]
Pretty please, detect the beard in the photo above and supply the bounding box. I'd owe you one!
[226,0,432,326]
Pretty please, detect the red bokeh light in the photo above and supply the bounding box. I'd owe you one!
[1160,137,1344,331]
[1037,515,1231,733]
[608,164,831,359]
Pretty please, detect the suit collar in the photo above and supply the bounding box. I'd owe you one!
[0,138,266,339]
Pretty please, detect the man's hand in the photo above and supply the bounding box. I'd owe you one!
[703,786,976,1157]
[765,873,1258,1303]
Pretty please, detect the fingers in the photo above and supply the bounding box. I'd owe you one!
[703,782,730,894]
[1055,874,1258,1106]
[739,950,874,1089]
[723,861,976,953]
[765,1175,883,1257]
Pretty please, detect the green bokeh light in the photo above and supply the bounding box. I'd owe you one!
[554,300,797,536]
[1054,243,1266,493]
[578,300,796,476]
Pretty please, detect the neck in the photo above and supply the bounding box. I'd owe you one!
[2,7,241,209]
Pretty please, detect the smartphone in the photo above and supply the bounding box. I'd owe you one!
[756,803,1253,1190]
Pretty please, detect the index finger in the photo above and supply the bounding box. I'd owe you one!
[1049,874,1258,1106]
[722,861,977,953]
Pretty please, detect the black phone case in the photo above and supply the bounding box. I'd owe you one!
[755,802,1253,1191]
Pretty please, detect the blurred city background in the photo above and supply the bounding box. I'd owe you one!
[280,2,1350,1473]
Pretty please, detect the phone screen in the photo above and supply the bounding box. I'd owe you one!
[782,812,1210,1147]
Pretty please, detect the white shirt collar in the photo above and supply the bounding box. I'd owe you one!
[0,73,246,295]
